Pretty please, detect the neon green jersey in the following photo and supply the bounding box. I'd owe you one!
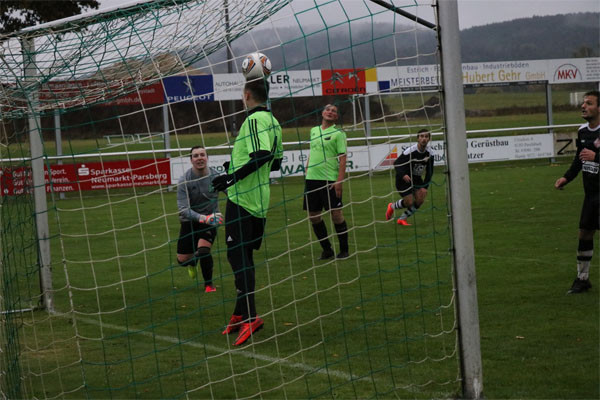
[306,124,347,181]
[227,107,283,218]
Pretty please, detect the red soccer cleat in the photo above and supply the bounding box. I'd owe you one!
[385,203,394,221]
[397,218,411,226]
[222,314,243,335]
[233,317,264,346]
[204,284,216,293]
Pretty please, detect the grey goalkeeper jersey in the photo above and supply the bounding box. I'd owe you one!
[177,167,220,222]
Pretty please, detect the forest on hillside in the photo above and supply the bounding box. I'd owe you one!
[194,12,599,73]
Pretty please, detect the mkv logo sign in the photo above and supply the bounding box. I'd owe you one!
[553,64,581,82]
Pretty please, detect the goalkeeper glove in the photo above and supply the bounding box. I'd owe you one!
[199,213,224,226]
[211,174,234,192]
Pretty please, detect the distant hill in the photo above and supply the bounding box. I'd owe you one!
[460,12,599,62]
[194,12,599,72]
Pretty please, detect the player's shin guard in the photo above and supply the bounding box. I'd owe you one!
[577,239,593,280]
[312,220,332,250]
[233,268,256,320]
[334,221,349,253]
[199,254,213,285]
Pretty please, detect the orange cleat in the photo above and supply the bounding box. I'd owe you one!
[385,203,394,220]
[204,284,216,293]
[397,218,411,226]
[222,315,243,335]
[233,317,264,346]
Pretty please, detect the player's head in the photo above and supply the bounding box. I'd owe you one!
[321,104,339,125]
[582,90,600,124]
[417,129,431,149]
[243,80,269,108]
[189,146,208,171]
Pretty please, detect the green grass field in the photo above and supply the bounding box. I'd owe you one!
[7,156,599,399]
[3,84,598,399]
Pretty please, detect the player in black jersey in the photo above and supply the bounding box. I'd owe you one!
[555,90,600,294]
[385,129,434,225]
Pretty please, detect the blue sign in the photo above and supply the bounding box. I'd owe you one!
[162,75,214,103]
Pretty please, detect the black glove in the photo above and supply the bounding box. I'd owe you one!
[222,161,230,172]
[211,174,234,192]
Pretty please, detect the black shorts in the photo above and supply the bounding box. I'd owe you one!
[225,200,266,252]
[395,176,427,196]
[579,194,599,231]
[177,221,217,254]
[303,179,343,212]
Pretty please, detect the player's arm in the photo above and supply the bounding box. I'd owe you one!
[559,137,584,188]
[177,174,199,221]
[579,148,598,162]
[333,153,346,198]
[394,152,411,181]
[212,151,273,191]
[178,177,223,224]
[333,131,347,197]
[212,117,274,191]
[271,127,284,171]
[177,176,201,221]
[423,155,434,187]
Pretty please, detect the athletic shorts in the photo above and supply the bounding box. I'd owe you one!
[225,200,266,252]
[303,179,343,212]
[579,194,599,231]
[177,221,217,255]
[395,176,427,196]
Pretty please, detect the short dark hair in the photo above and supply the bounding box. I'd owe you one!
[189,145,205,159]
[244,80,270,104]
[584,90,600,105]
[417,128,430,138]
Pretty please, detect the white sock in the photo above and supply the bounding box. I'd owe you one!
[400,206,417,219]
[393,199,404,209]
[577,248,593,280]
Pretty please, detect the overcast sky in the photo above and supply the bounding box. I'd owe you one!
[97,0,600,30]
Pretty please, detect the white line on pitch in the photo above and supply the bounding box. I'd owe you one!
[77,316,367,383]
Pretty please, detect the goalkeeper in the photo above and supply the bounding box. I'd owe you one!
[177,146,223,292]
[212,80,283,346]
[386,129,435,225]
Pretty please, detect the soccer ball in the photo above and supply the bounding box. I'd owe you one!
[241,52,272,80]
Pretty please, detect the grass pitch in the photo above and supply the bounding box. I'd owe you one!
[9,158,599,399]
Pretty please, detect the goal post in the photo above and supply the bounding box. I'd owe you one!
[0,0,482,398]
[23,36,55,314]
[438,1,483,398]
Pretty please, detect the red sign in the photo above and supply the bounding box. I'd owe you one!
[321,69,366,95]
[1,159,170,196]
[105,82,164,106]
[39,80,164,108]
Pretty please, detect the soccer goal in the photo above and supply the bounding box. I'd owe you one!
[0,0,481,398]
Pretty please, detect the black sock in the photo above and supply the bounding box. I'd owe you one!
[312,220,332,250]
[334,221,348,253]
[200,255,213,285]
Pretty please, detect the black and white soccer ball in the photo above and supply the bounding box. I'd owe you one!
[241,52,272,80]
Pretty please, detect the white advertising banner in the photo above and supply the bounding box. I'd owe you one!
[170,133,554,183]
[376,58,599,89]
[197,58,598,102]
[213,71,322,101]
[376,65,441,91]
